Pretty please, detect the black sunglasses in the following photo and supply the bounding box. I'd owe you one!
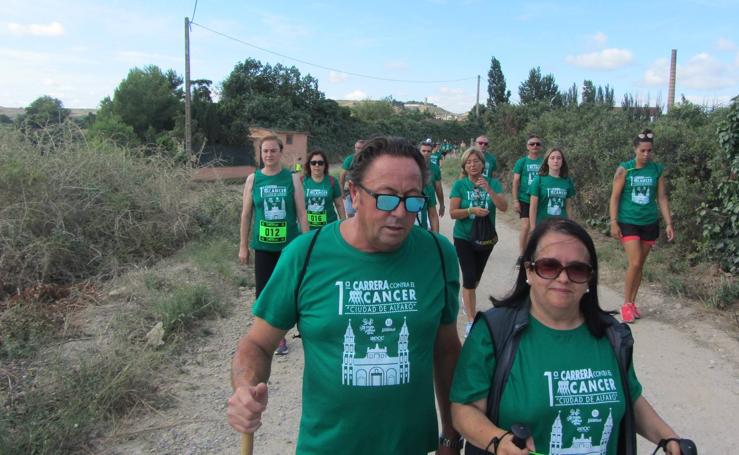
[528,142,542,147]
[526,258,593,284]
[356,183,427,213]
[309,160,325,166]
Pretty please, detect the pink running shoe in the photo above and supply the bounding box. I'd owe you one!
[620,303,635,324]
[630,302,641,319]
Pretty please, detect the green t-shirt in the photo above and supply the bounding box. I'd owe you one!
[529,175,576,223]
[450,177,504,241]
[430,151,443,167]
[451,315,643,455]
[415,181,438,230]
[251,169,300,251]
[303,175,342,229]
[617,159,664,225]
[341,154,354,171]
[430,160,442,184]
[513,156,544,203]
[253,223,460,454]
[482,152,497,180]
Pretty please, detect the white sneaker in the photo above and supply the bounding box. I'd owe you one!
[464,321,473,338]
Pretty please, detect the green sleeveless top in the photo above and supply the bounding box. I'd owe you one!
[617,159,663,225]
[303,175,341,229]
[251,168,300,251]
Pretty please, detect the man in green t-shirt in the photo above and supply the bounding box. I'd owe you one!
[475,134,497,180]
[421,138,445,218]
[339,139,364,218]
[228,137,463,454]
[512,134,544,264]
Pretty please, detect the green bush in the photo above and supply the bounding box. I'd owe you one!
[153,284,226,337]
[0,125,237,295]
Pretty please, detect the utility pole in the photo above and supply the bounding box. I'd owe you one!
[475,75,480,119]
[184,17,192,156]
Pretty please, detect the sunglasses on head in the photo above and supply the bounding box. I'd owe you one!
[309,160,325,166]
[637,132,654,140]
[528,142,542,147]
[476,141,489,146]
[526,258,593,283]
[356,183,427,213]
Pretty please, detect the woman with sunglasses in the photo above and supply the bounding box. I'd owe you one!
[239,135,309,355]
[451,218,686,455]
[608,129,674,323]
[450,147,508,337]
[528,148,576,231]
[302,149,345,230]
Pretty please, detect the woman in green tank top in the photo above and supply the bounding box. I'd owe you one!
[302,149,345,230]
[239,135,309,354]
[608,129,674,323]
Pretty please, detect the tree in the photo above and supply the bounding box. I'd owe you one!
[106,65,182,141]
[563,83,578,107]
[518,67,560,105]
[582,80,596,104]
[350,100,396,123]
[486,57,510,109]
[22,96,70,128]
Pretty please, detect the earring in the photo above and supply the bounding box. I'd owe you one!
[525,279,530,285]
[585,288,590,293]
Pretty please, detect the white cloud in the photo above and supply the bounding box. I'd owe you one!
[683,94,733,106]
[716,37,737,51]
[6,21,64,37]
[643,52,739,90]
[591,32,608,45]
[565,48,633,70]
[328,71,348,83]
[344,90,368,100]
[427,86,474,113]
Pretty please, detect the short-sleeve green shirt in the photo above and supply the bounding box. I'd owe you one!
[450,177,504,241]
[617,159,664,225]
[254,223,461,454]
[341,154,354,171]
[529,175,576,223]
[451,315,643,455]
[303,175,342,229]
[482,152,497,180]
[513,156,544,203]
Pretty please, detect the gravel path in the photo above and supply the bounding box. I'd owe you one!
[102,212,738,454]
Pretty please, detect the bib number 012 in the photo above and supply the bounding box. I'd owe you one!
[259,220,287,243]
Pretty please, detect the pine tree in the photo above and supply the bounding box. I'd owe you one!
[486,57,511,109]
[518,67,560,105]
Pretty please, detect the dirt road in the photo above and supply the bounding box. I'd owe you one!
[106,213,738,454]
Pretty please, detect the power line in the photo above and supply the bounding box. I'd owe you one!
[190,0,199,23]
[190,21,477,84]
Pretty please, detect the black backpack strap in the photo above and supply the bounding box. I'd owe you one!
[294,227,323,308]
[602,313,636,455]
[428,231,448,307]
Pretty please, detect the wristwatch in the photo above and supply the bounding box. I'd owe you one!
[439,434,464,449]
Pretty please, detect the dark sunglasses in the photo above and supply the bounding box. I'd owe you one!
[528,142,542,147]
[526,258,593,284]
[309,160,325,166]
[476,141,489,146]
[356,183,427,213]
[637,132,654,140]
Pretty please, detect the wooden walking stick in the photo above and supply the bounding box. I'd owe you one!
[241,433,253,455]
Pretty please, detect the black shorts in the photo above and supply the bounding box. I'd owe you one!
[454,238,494,289]
[254,249,282,297]
[618,222,659,243]
[518,201,530,219]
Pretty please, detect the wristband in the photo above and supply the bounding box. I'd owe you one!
[485,431,510,454]
[467,207,472,215]
[438,434,464,449]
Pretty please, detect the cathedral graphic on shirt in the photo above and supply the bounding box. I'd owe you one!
[307,197,325,213]
[548,408,614,455]
[631,187,650,205]
[342,318,410,387]
[264,197,286,220]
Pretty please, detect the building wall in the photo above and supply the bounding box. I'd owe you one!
[249,127,309,169]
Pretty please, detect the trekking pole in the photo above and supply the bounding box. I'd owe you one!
[241,433,253,455]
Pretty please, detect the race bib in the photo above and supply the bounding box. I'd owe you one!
[258,220,287,243]
[307,211,327,227]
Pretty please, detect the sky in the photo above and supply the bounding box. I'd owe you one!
[2,0,738,114]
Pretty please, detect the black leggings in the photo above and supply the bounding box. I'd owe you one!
[254,250,282,297]
[454,238,494,289]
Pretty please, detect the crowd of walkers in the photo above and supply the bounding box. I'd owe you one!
[229,132,692,454]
